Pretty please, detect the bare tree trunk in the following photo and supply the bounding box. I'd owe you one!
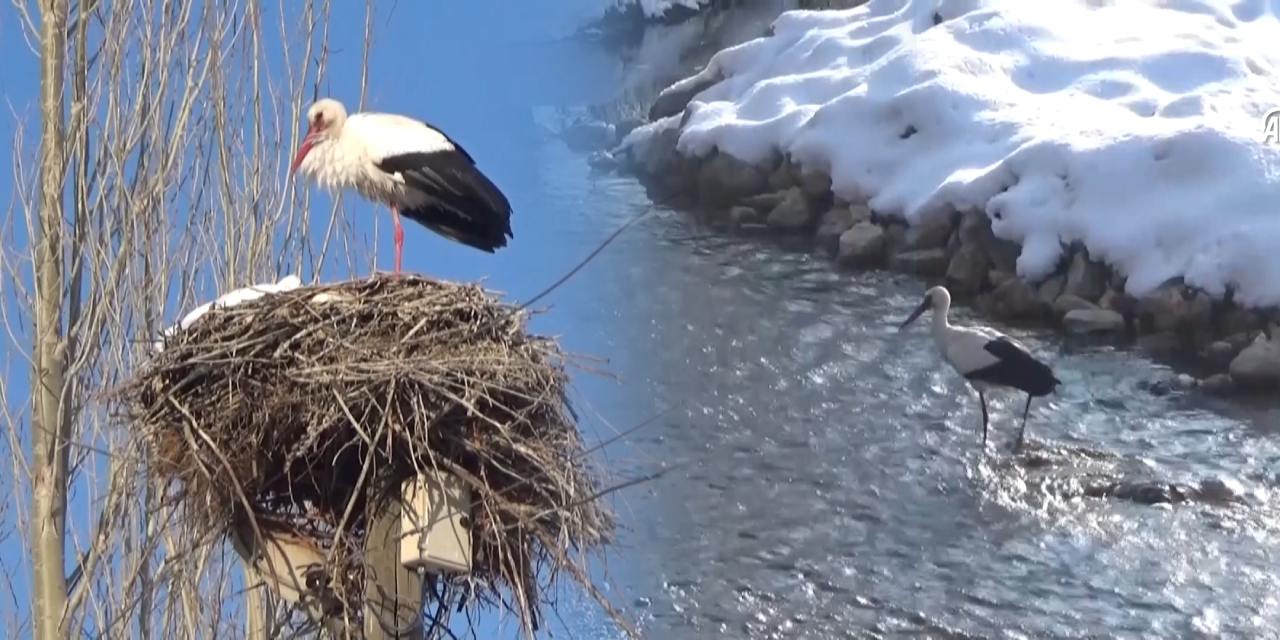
[31,0,70,639]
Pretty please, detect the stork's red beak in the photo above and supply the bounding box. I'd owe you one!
[290,129,317,174]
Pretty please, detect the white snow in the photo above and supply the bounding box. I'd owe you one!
[152,275,304,352]
[615,0,709,18]
[629,0,1280,307]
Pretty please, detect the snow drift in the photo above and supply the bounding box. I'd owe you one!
[627,0,1280,307]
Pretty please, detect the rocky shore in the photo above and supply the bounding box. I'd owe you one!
[603,119,1280,397]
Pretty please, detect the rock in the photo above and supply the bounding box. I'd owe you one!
[639,126,681,177]
[988,237,1022,273]
[739,191,788,213]
[1172,373,1198,390]
[587,151,618,171]
[815,206,856,255]
[1198,373,1235,395]
[849,203,873,225]
[1228,334,1280,389]
[767,160,797,191]
[1037,275,1066,306]
[836,223,887,267]
[883,223,908,255]
[1223,331,1256,353]
[1052,294,1098,318]
[1084,481,1192,505]
[1201,340,1238,369]
[615,117,647,144]
[799,169,832,200]
[729,206,764,228]
[1063,308,1125,334]
[650,71,722,120]
[1098,288,1135,314]
[988,270,1015,289]
[904,212,956,251]
[766,188,814,230]
[957,210,994,248]
[1137,331,1181,354]
[1218,307,1261,337]
[890,249,950,276]
[1135,282,1212,334]
[945,245,988,295]
[1197,475,1247,503]
[1064,250,1109,301]
[992,277,1044,319]
[562,120,616,151]
[697,152,767,206]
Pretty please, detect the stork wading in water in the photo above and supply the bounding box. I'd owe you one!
[290,98,513,273]
[899,286,1061,451]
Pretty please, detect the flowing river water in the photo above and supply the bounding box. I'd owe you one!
[414,3,1280,638]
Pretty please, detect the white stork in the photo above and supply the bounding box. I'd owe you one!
[898,286,1061,451]
[290,98,513,273]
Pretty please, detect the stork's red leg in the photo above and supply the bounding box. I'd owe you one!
[392,206,405,273]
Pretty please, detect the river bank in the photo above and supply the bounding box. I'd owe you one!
[589,1,1280,398]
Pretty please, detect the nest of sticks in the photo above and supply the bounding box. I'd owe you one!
[119,274,624,635]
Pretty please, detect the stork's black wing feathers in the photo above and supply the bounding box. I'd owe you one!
[375,149,513,253]
[963,336,1061,396]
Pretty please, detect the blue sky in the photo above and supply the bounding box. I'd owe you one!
[0,1,650,636]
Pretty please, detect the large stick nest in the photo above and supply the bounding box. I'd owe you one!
[118,274,622,635]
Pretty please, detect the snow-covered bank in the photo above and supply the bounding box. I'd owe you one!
[611,0,1280,391]
[623,0,1280,308]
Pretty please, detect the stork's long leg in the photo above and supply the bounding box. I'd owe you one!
[1015,395,1033,452]
[391,205,405,274]
[978,390,989,448]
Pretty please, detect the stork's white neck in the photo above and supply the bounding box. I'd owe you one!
[930,296,952,341]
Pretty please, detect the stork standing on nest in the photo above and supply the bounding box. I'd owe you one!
[898,286,1061,451]
[291,98,513,273]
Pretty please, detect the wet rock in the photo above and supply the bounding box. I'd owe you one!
[799,169,832,201]
[697,152,767,206]
[739,191,788,213]
[992,277,1044,319]
[836,223,887,267]
[1197,474,1247,503]
[1172,373,1198,390]
[588,151,618,171]
[1137,331,1181,355]
[729,206,764,228]
[1084,481,1193,505]
[815,206,856,255]
[766,188,814,230]
[1223,331,1256,353]
[904,212,956,251]
[562,119,616,151]
[1198,373,1235,395]
[1064,250,1109,301]
[1228,333,1280,389]
[1063,308,1124,334]
[890,248,949,276]
[1201,340,1239,369]
[1037,275,1066,307]
[1135,282,1212,334]
[945,245,989,295]
[1052,293,1098,318]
